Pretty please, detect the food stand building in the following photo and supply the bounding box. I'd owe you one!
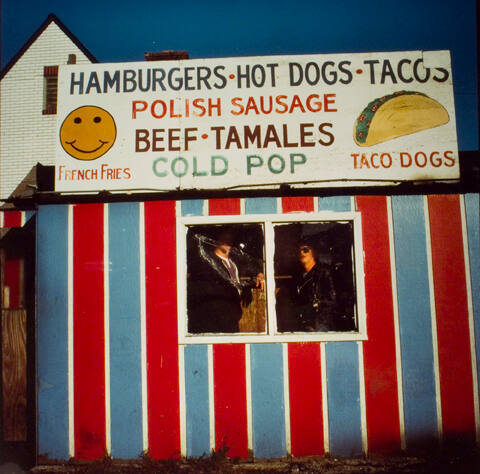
[1,15,479,465]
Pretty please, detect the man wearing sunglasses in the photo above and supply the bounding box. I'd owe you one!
[295,238,336,332]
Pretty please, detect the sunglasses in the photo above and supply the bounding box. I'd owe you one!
[300,246,311,254]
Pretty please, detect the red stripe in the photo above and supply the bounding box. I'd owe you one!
[289,342,324,456]
[356,196,401,453]
[208,197,249,457]
[208,198,241,215]
[428,195,475,441]
[213,345,248,458]
[3,211,22,227]
[145,201,181,458]
[4,258,21,308]
[281,196,314,213]
[73,204,105,459]
[281,196,324,455]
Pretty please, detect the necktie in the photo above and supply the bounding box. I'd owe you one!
[225,259,238,283]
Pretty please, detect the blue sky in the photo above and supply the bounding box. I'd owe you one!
[1,0,478,149]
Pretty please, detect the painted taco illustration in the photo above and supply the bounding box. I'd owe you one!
[353,90,449,147]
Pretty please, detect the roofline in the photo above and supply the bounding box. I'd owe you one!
[1,13,97,80]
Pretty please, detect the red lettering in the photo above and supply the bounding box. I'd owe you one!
[132,100,148,119]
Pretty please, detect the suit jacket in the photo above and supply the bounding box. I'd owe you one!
[187,252,243,333]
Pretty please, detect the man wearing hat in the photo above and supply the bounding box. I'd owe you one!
[187,226,263,333]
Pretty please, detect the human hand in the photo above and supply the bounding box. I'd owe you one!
[256,273,265,291]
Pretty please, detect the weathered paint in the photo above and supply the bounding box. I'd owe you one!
[320,196,364,457]
[108,202,143,458]
[1,210,23,228]
[464,195,480,434]
[391,196,438,447]
[184,345,210,457]
[288,342,324,456]
[213,344,248,457]
[144,201,180,459]
[37,205,69,460]
[250,343,286,458]
[427,195,476,442]
[35,193,480,461]
[357,196,401,453]
[4,258,22,308]
[73,203,106,460]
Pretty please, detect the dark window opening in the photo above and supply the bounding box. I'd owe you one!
[42,66,58,115]
[274,221,357,333]
[186,223,266,334]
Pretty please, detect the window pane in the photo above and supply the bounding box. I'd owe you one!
[274,221,357,333]
[186,223,265,334]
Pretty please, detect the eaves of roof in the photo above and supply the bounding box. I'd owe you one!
[0,13,97,80]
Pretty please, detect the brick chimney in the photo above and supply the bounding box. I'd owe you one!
[144,50,189,61]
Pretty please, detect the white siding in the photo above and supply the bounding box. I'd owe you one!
[0,22,93,199]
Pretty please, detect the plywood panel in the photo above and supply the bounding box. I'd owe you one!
[2,309,27,441]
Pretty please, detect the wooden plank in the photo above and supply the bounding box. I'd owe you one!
[427,195,475,442]
[250,343,286,458]
[213,344,248,458]
[144,201,180,459]
[4,259,22,308]
[36,205,70,459]
[208,197,250,458]
[184,345,210,457]
[108,202,143,458]
[2,309,26,441]
[356,196,401,453]
[73,203,106,459]
[391,195,438,447]
[288,342,324,456]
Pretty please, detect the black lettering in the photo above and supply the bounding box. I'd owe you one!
[103,70,120,92]
[70,72,84,95]
[152,68,166,91]
[213,66,227,89]
[380,60,397,84]
[338,61,353,84]
[197,67,212,90]
[364,60,379,84]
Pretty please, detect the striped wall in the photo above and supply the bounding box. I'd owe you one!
[36,193,480,461]
[0,210,35,228]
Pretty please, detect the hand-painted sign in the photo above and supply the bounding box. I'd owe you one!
[55,50,459,192]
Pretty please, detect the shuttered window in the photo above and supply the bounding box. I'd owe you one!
[43,66,58,115]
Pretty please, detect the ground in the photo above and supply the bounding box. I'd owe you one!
[28,446,480,473]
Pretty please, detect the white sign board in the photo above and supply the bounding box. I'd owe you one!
[55,50,459,192]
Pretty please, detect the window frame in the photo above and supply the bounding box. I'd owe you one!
[42,65,58,115]
[176,211,367,344]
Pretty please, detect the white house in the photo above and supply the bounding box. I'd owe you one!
[0,14,96,200]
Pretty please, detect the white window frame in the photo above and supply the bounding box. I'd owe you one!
[176,211,367,344]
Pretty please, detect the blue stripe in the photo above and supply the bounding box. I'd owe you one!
[245,197,277,214]
[37,205,69,459]
[181,201,211,457]
[319,196,363,456]
[250,344,286,458]
[391,195,438,446]
[25,209,36,224]
[181,199,204,216]
[326,342,363,456]
[246,198,285,458]
[465,194,480,406]
[108,202,143,458]
[318,196,351,212]
[184,345,210,457]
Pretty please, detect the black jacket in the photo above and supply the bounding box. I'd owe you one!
[187,253,244,333]
[295,263,336,331]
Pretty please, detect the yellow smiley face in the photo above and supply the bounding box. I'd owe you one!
[60,106,117,160]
